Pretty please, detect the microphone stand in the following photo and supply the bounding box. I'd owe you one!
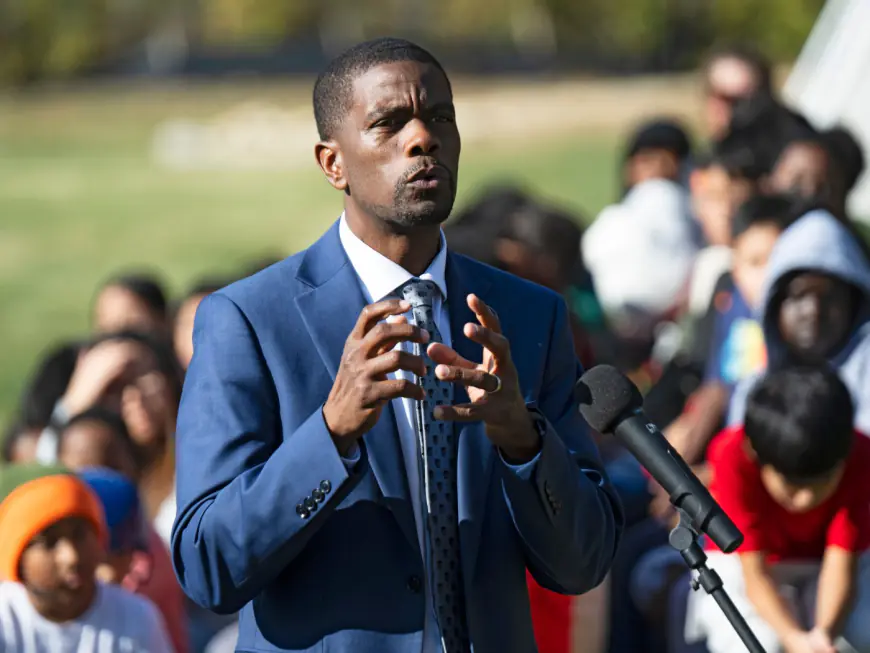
[669,510,767,653]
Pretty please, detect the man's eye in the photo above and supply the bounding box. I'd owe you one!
[374,118,398,129]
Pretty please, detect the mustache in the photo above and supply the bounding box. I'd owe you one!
[402,158,451,184]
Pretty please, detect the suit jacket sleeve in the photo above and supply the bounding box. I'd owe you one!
[500,295,624,595]
[171,293,365,614]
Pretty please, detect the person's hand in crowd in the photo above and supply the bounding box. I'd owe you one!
[806,627,837,653]
[784,629,836,653]
[664,417,693,457]
[61,340,142,415]
[648,478,678,526]
[649,463,711,526]
[323,299,429,456]
[428,294,540,463]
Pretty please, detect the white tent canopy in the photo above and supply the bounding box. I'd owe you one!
[784,0,870,221]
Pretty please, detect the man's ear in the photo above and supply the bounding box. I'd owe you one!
[315,141,348,192]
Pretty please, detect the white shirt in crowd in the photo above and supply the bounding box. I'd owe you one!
[0,581,174,653]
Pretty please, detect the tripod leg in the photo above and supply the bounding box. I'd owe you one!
[709,587,768,653]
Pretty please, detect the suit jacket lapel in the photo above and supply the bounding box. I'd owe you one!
[446,252,495,583]
[295,222,418,553]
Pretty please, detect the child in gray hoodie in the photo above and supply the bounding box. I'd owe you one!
[728,208,870,433]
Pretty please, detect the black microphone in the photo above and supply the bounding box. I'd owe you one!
[576,364,743,553]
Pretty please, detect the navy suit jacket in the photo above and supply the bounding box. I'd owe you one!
[171,221,623,652]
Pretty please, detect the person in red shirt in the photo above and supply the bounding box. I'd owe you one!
[685,365,870,653]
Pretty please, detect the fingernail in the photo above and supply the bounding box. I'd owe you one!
[421,329,430,343]
[399,300,411,310]
[433,406,444,419]
[435,364,449,378]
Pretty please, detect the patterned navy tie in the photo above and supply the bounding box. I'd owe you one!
[400,279,469,653]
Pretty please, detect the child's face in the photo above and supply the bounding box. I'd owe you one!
[20,516,102,621]
[8,427,40,464]
[624,149,680,190]
[691,164,753,246]
[760,464,844,513]
[731,223,782,310]
[777,273,856,361]
[60,419,139,481]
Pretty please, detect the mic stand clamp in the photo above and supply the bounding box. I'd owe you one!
[669,510,767,653]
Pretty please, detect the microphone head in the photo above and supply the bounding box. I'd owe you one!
[576,365,644,433]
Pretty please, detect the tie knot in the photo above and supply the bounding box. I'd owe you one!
[400,279,440,308]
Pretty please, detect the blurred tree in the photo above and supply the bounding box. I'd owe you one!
[0,0,175,85]
[198,0,319,46]
[710,0,827,59]
[0,0,829,85]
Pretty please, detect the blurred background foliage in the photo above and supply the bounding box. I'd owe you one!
[0,0,826,86]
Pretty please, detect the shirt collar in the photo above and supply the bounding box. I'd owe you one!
[339,213,448,303]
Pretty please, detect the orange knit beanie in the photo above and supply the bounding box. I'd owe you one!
[0,472,108,582]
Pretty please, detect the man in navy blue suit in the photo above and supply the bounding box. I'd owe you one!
[171,37,623,653]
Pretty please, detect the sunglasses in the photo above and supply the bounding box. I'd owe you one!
[705,86,746,106]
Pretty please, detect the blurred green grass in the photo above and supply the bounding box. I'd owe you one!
[0,84,621,421]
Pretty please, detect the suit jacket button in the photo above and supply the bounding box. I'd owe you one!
[320,480,332,494]
[312,488,325,503]
[296,503,310,519]
[303,497,318,512]
[406,575,422,593]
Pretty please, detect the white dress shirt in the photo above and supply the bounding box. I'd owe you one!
[338,214,449,653]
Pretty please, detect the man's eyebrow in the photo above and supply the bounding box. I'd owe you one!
[366,100,455,121]
[365,103,407,121]
[428,101,455,114]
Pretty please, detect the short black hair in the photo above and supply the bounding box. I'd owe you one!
[704,44,773,94]
[60,406,135,458]
[731,194,796,241]
[822,126,866,193]
[745,365,854,482]
[18,340,83,430]
[100,271,168,318]
[504,204,583,281]
[716,94,816,180]
[171,277,225,322]
[313,37,450,140]
[183,277,225,301]
[624,119,692,163]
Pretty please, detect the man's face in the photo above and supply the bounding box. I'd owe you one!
[20,517,101,621]
[704,57,760,139]
[323,61,460,229]
[777,272,856,361]
[769,142,841,207]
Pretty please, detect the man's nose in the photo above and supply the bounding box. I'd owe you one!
[404,118,440,157]
[793,294,820,321]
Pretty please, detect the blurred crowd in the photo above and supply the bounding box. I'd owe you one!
[3,44,870,653]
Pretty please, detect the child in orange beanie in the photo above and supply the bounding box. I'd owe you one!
[0,464,174,652]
